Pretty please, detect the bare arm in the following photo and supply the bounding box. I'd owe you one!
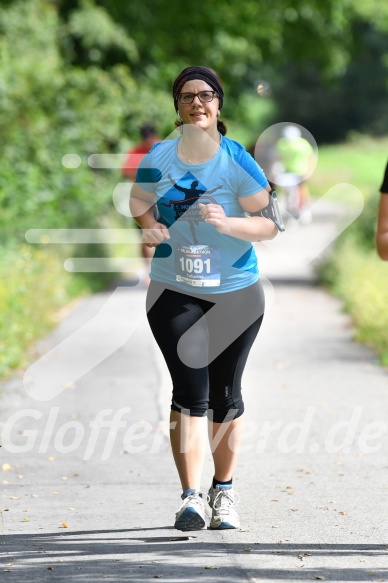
[130,182,156,227]
[376,194,388,260]
[130,182,170,245]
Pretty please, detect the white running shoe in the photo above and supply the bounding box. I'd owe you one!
[174,490,206,531]
[208,485,240,530]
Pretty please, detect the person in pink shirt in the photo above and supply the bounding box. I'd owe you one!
[123,124,161,282]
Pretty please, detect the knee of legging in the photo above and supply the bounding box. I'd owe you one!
[207,403,244,423]
[208,387,244,423]
[171,400,208,417]
[170,386,209,417]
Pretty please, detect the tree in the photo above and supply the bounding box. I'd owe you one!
[270,18,388,142]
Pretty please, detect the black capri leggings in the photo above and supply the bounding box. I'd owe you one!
[146,280,265,423]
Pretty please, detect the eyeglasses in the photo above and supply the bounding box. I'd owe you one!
[178,91,218,104]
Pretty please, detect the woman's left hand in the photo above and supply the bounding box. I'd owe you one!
[199,203,229,234]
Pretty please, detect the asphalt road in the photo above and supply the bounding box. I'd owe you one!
[1,200,388,582]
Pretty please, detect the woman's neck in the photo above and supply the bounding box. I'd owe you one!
[179,125,221,164]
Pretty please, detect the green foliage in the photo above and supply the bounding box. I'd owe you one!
[1,2,102,235]
[0,0,172,243]
[316,140,388,365]
[270,20,388,142]
[309,136,388,198]
[319,236,388,365]
[344,194,380,252]
[66,0,138,65]
[0,245,89,379]
[1,0,387,379]
[352,0,388,32]
[91,0,388,143]
[0,0,172,379]
[96,0,357,87]
[225,93,276,147]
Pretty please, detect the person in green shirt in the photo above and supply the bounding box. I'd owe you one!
[276,125,314,222]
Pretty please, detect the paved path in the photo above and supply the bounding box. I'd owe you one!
[1,202,388,582]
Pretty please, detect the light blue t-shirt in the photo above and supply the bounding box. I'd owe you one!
[136,135,269,294]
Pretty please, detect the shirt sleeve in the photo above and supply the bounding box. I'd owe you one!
[135,146,162,194]
[235,148,269,197]
[380,161,388,193]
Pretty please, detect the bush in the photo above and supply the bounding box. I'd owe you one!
[0,0,171,243]
[319,194,388,365]
[0,245,90,379]
[0,0,172,380]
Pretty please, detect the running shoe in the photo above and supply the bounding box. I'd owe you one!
[174,489,206,531]
[208,484,240,530]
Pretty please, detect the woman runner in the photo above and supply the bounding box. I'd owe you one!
[130,66,280,530]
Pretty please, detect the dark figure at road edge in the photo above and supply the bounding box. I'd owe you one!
[377,161,388,260]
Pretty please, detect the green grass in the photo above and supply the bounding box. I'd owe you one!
[315,135,388,365]
[0,212,143,382]
[0,246,89,380]
[320,237,388,365]
[310,134,388,199]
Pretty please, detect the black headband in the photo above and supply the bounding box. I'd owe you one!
[172,66,224,111]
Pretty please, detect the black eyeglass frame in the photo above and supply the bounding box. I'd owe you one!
[178,91,219,104]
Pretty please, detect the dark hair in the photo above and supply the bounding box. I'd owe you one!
[172,66,227,135]
[140,123,157,139]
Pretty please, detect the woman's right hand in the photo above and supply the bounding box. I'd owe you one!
[141,221,170,248]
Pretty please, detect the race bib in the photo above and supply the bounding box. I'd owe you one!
[174,244,220,287]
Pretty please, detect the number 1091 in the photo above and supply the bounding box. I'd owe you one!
[179,257,211,274]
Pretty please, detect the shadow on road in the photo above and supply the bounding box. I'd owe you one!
[2,529,388,581]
